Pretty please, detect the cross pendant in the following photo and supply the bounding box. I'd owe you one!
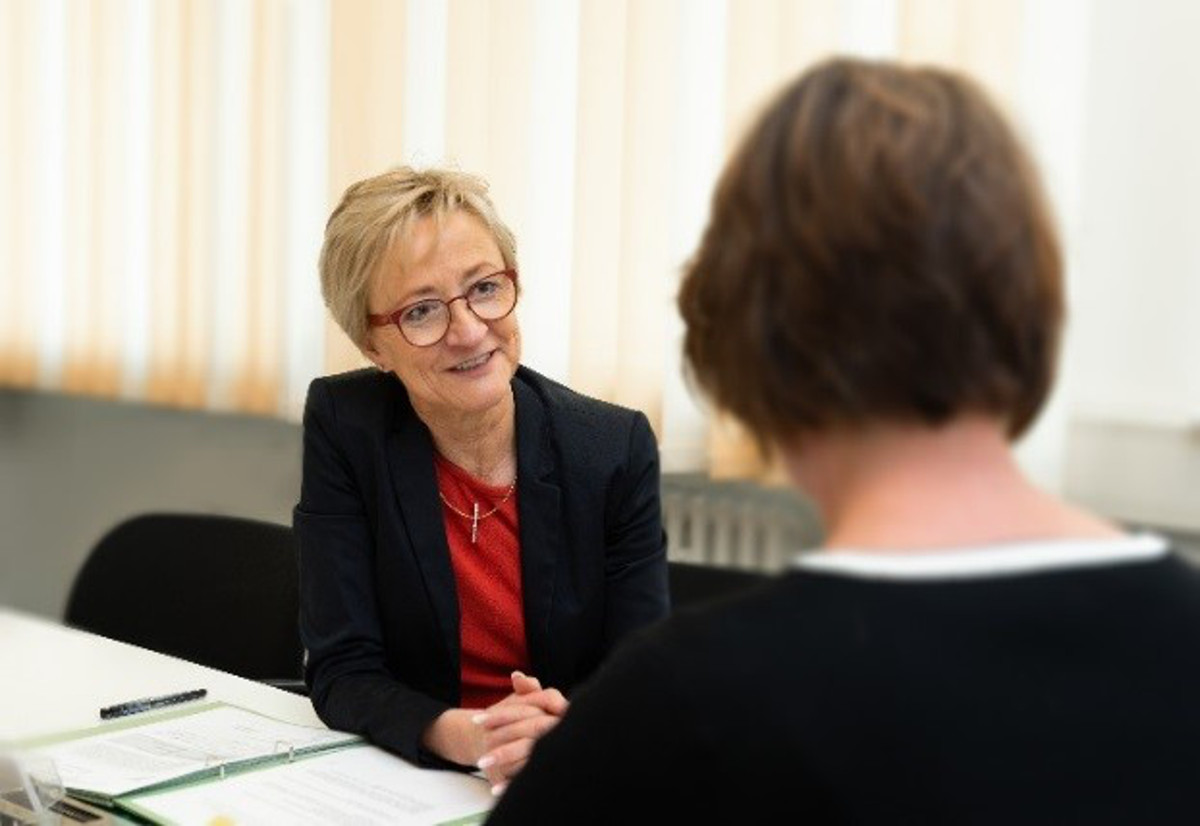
[470,501,480,544]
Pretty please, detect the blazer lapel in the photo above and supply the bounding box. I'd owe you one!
[513,378,561,680]
[386,395,460,677]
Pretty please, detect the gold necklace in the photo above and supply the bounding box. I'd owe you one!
[439,478,517,544]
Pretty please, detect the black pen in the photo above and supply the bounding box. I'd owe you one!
[100,689,208,720]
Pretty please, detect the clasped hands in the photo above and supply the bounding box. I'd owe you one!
[425,670,568,796]
[473,671,567,795]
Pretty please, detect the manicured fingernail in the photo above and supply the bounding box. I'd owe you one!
[471,713,488,725]
[491,782,508,796]
[512,670,526,679]
[477,755,496,769]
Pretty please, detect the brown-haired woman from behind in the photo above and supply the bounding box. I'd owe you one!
[486,57,1200,825]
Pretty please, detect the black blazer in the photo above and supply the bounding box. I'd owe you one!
[295,365,669,765]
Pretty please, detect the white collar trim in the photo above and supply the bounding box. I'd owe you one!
[791,533,1169,581]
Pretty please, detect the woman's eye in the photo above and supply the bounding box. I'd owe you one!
[470,277,500,298]
[402,301,439,325]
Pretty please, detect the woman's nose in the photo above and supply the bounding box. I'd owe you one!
[442,299,488,346]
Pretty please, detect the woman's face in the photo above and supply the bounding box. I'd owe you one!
[362,210,521,421]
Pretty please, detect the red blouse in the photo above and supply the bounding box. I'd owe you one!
[433,453,529,709]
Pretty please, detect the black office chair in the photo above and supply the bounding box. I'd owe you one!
[65,513,306,693]
[668,560,771,610]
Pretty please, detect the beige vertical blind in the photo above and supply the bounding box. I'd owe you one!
[0,0,1085,477]
[0,0,327,419]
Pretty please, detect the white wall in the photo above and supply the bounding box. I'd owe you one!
[0,389,303,619]
[1071,0,1200,423]
[1058,0,1200,531]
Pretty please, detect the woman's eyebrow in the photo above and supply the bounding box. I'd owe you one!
[389,283,439,310]
[459,261,500,281]
[389,262,499,309]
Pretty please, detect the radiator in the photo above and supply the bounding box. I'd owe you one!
[661,476,821,573]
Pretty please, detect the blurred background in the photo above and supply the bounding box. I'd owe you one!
[2,0,1198,620]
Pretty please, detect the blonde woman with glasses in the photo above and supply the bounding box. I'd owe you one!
[296,167,669,794]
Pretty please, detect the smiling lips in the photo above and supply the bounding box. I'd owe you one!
[450,351,493,372]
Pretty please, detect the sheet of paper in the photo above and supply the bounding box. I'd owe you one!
[36,705,357,797]
[125,745,494,826]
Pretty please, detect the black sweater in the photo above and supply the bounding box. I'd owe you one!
[490,546,1200,824]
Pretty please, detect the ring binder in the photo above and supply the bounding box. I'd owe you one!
[31,704,362,813]
[273,741,297,763]
[203,753,229,781]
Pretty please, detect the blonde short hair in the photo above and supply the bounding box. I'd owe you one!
[320,166,518,348]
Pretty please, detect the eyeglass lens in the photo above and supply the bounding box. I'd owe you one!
[399,272,516,346]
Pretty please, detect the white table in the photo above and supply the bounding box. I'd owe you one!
[0,607,322,742]
[0,608,494,825]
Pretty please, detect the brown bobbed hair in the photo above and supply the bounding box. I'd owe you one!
[679,58,1063,446]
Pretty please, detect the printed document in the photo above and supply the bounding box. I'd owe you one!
[123,745,493,825]
[36,705,357,798]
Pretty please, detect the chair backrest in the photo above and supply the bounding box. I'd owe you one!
[65,513,303,682]
[668,561,771,610]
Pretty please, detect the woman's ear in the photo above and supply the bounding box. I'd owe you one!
[359,338,389,372]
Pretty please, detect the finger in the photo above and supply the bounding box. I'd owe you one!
[486,686,569,717]
[526,687,568,716]
[488,691,528,711]
[472,703,548,730]
[481,714,561,752]
[511,670,542,694]
[490,684,541,709]
[480,753,528,788]
[490,780,509,797]
[508,687,567,716]
[490,756,528,785]
[477,736,535,774]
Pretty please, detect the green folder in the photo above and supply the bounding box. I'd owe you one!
[21,703,361,816]
[20,703,491,825]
